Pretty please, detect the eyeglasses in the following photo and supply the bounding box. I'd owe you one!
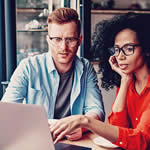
[48,35,79,48]
[108,44,141,57]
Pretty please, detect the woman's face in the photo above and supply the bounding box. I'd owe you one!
[114,28,145,74]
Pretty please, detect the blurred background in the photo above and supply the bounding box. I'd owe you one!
[1,0,150,116]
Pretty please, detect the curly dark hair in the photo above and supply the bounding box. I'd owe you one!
[91,12,150,90]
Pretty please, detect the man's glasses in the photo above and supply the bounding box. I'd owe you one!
[108,44,141,57]
[48,35,79,48]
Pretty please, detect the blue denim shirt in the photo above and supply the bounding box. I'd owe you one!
[2,52,105,120]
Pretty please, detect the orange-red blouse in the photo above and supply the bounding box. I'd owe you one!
[107,75,150,150]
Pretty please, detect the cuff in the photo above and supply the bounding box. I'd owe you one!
[113,127,128,149]
[107,110,129,127]
[85,107,105,122]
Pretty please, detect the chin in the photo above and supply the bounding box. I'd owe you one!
[58,59,70,64]
[122,70,133,74]
[59,57,73,63]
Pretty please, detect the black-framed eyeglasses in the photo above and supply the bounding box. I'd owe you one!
[108,44,141,57]
[48,35,79,48]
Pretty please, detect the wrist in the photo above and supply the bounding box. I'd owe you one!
[80,115,91,129]
[121,77,132,87]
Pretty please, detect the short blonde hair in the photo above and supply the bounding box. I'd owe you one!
[47,8,81,36]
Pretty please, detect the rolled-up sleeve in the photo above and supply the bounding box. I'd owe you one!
[108,110,130,127]
[113,109,150,149]
[1,59,28,103]
[108,89,150,150]
[83,63,105,121]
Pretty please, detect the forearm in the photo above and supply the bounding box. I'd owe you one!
[81,115,119,143]
[82,112,100,133]
[112,79,130,112]
[50,114,118,143]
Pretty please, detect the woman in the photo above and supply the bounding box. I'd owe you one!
[50,13,150,150]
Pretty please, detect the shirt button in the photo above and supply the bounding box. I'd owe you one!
[119,141,123,145]
[136,117,138,121]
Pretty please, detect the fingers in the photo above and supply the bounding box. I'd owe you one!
[48,119,58,125]
[49,120,70,143]
[51,124,70,143]
[109,56,124,76]
[109,56,118,68]
[109,56,133,81]
[50,124,65,139]
[49,116,83,143]
[54,130,68,143]
[65,128,82,141]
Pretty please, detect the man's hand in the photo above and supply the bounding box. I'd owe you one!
[48,113,100,143]
[48,116,83,143]
[65,128,82,141]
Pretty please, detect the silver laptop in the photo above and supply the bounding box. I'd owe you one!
[0,102,55,150]
[0,102,91,150]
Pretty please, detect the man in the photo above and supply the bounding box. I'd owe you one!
[2,8,105,140]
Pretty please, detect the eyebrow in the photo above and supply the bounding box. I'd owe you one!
[114,43,139,47]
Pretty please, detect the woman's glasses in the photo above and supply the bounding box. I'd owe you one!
[108,44,141,57]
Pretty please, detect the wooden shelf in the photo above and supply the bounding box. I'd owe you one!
[16,8,43,13]
[17,30,48,32]
[91,9,150,14]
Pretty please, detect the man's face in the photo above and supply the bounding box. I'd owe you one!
[47,21,82,67]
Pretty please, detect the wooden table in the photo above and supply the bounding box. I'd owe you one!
[60,132,122,150]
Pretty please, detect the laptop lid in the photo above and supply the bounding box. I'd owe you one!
[0,102,55,150]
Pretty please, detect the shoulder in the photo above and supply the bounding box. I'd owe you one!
[23,52,47,63]
[75,56,92,68]
[19,53,48,68]
[15,53,50,76]
[74,56,96,77]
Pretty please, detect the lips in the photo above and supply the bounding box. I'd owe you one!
[119,64,128,70]
[59,52,69,55]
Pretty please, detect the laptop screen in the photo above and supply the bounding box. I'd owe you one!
[0,102,54,150]
[55,142,91,150]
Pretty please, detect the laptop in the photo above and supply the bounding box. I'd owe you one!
[0,102,91,150]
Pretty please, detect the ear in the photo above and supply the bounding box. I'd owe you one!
[78,35,82,46]
[46,35,49,43]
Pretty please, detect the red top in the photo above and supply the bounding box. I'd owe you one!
[107,75,150,150]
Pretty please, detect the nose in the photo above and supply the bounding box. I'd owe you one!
[59,40,67,50]
[117,50,126,59]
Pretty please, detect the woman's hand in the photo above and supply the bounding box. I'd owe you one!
[109,56,133,85]
[109,56,124,76]
[49,115,84,143]
[109,56,133,112]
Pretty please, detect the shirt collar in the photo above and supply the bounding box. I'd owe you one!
[46,51,56,73]
[46,51,84,74]
[130,74,150,92]
[146,74,150,88]
[74,56,84,74]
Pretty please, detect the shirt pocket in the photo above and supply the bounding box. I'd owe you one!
[27,87,48,105]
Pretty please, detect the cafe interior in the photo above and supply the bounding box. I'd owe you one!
[0,0,150,149]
